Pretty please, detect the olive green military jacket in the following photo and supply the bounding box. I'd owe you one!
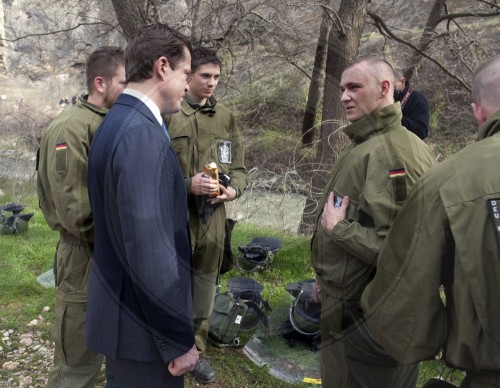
[361,110,500,372]
[37,98,108,242]
[311,103,436,299]
[165,97,248,199]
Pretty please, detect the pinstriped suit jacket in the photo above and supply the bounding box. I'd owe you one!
[87,93,194,365]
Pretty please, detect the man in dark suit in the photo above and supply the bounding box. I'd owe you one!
[87,23,198,387]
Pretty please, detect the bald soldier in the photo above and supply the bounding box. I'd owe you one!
[361,56,500,388]
[310,58,436,387]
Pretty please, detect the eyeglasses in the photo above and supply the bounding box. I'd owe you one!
[174,65,193,83]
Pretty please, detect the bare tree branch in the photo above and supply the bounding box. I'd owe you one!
[1,22,119,43]
[434,10,500,24]
[475,0,500,10]
[367,11,471,92]
[318,4,345,36]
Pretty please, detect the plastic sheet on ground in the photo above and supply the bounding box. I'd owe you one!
[36,268,55,288]
[243,292,322,385]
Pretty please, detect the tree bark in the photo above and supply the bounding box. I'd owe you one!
[190,0,203,45]
[0,0,7,74]
[299,0,369,234]
[301,8,330,147]
[111,0,148,39]
[405,0,446,80]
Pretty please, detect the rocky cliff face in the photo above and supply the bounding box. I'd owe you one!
[0,0,126,103]
[1,0,124,77]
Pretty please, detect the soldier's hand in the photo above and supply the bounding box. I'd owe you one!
[321,192,349,234]
[208,185,236,205]
[167,344,199,376]
[191,172,218,196]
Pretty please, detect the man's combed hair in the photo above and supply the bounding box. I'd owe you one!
[191,47,222,73]
[125,23,193,84]
[86,46,125,93]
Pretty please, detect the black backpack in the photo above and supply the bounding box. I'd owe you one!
[208,276,271,347]
[281,279,321,351]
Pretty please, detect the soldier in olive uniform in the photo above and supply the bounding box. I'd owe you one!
[310,58,436,388]
[362,56,500,388]
[37,47,125,388]
[165,47,248,384]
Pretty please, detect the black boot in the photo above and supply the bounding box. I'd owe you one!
[190,358,215,384]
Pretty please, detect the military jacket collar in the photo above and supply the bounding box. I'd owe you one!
[77,95,108,116]
[477,109,500,141]
[343,103,403,144]
[180,96,218,116]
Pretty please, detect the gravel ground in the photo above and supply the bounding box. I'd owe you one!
[1,307,54,387]
[0,306,107,388]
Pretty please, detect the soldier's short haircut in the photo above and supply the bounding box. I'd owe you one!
[345,57,395,86]
[86,46,125,93]
[191,47,222,73]
[125,22,192,84]
[472,54,500,112]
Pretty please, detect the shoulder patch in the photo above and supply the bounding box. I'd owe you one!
[389,168,406,178]
[55,142,68,151]
[487,198,500,254]
[389,167,407,202]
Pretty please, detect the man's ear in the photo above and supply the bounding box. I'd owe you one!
[156,56,169,79]
[94,76,105,94]
[471,102,487,124]
[380,79,391,98]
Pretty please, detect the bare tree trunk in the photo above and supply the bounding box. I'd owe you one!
[405,0,446,80]
[0,0,7,74]
[299,0,369,234]
[111,0,148,39]
[190,0,203,45]
[301,8,330,147]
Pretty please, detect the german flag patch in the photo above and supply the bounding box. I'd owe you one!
[389,168,406,178]
[55,142,68,151]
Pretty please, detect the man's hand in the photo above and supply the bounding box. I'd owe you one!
[208,185,237,205]
[321,192,349,235]
[190,172,219,196]
[167,344,199,376]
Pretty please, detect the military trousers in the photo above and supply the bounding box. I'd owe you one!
[47,233,103,388]
[189,205,226,353]
[320,292,419,388]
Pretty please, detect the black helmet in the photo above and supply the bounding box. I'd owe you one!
[286,279,321,336]
[281,279,321,351]
[236,237,282,273]
[1,213,34,235]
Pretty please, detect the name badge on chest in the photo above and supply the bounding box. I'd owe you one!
[218,140,232,164]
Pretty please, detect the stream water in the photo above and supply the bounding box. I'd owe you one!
[227,189,306,233]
